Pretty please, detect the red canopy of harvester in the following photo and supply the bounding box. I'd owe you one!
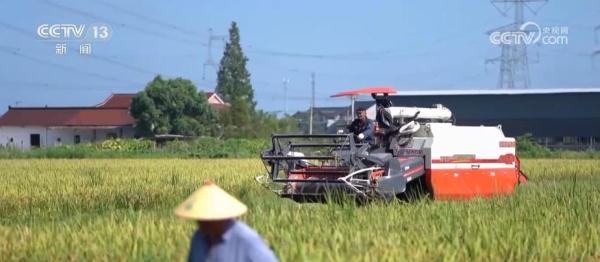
[330,86,397,97]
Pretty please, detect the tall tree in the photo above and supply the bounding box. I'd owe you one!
[130,76,218,137]
[216,22,255,108]
[215,22,257,137]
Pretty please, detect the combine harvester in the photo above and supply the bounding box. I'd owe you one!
[258,87,527,201]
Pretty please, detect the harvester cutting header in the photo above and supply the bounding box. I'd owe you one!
[259,87,527,201]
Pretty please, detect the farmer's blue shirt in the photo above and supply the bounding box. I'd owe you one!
[187,220,278,262]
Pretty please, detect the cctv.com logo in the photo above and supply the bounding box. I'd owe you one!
[37,23,112,41]
[490,21,569,45]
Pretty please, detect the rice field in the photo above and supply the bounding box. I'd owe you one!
[0,158,599,261]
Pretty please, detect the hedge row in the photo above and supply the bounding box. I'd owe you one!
[0,138,270,159]
[0,136,597,159]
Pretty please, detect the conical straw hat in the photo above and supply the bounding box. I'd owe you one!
[174,181,248,221]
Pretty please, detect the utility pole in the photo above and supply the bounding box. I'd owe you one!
[202,28,225,80]
[485,0,547,89]
[350,95,356,120]
[309,72,315,135]
[282,78,289,115]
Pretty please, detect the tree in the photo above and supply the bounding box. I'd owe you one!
[214,22,300,138]
[253,111,300,137]
[216,22,256,137]
[130,76,218,137]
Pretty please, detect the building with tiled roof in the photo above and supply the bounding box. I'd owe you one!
[0,92,228,148]
[0,94,136,148]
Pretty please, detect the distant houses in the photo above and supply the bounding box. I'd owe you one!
[294,106,353,134]
[205,92,230,110]
[0,92,229,149]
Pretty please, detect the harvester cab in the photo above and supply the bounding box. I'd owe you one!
[258,87,527,202]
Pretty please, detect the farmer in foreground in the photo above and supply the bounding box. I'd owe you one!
[174,181,278,262]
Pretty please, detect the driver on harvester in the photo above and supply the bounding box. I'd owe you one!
[347,107,375,144]
[372,93,401,154]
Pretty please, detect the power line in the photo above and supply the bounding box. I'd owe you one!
[538,49,590,57]
[0,21,31,38]
[39,0,207,48]
[245,47,403,60]
[1,23,491,98]
[95,0,205,37]
[86,54,159,76]
[243,26,481,61]
[65,1,225,81]
[0,21,192,59]
[0,80,135,92]
[0,22,172,79]
[249,52,483,83]
[80,1,428,61]
[3,2,516,93]
[0,45,143,86]
[37,1,468,63]
[59,2,430,62]
[84,53,177,79]
[445,71,489,88]
[593,24,600,70]
[35,0,488,64]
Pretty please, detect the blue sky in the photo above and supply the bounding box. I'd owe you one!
[0,0,598,114]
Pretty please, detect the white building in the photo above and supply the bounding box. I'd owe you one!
[0,92,230,149]
[0,94,136,149]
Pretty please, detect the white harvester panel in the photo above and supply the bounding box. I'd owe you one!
[366,105,452,122]
[427,123,516,166]
[387,105,452,121]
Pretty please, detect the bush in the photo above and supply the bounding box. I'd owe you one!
[1,136,597,159]
[516,134,600,158]
[95,139,154,152]
[164,137,269,158]
[516,134,553,158]
[0,138,269,159]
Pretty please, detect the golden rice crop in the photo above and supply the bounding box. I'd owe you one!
[0,158,599,261]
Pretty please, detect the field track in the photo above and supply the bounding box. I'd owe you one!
[1,159,599,261]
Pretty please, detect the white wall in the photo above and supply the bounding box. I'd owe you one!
[0,126,135,149]
[0,126,47,149]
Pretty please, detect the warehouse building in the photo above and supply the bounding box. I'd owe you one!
[358,88,600,150]
[303,88,600,150]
